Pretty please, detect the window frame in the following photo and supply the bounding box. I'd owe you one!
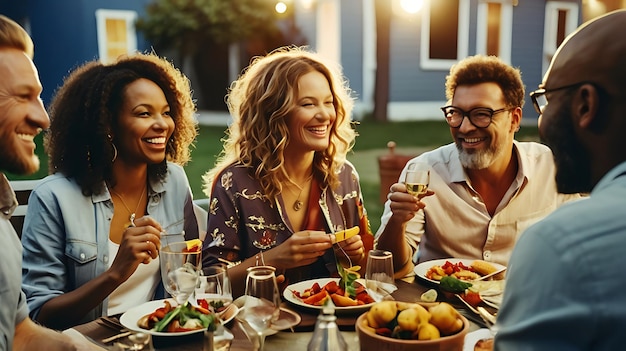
[542,2,579,75]
[95,9,138,64]
[420,0,470,70]
[475,0,514,63]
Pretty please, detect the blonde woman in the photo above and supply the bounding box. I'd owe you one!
[202,47,373,296]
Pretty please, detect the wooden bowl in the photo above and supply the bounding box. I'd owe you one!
[356,308,469,351]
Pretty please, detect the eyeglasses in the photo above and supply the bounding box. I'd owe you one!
[530,81,590,115]
[440,105,511,128]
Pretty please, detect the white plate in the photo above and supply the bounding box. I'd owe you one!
[120,299,216,336]
[283,278,378,314]
[463,328,493,351]
[414,259,506,285]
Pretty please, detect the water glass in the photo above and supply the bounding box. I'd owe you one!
[160,241,201,305]
[243,266,280,351]
[365,249,397,300]
[196,265,233,313]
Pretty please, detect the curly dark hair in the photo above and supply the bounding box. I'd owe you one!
[445,55,525,108]
[45,53,197,196]
[202,46,356,199]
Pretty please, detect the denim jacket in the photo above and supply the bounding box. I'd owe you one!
[21,163,198,324]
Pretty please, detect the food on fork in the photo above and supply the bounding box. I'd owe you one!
[333,226,360,243]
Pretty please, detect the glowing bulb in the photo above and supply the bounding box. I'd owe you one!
[400,0,423,14]
[275,2,287,14]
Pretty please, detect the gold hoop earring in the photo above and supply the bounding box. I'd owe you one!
[111,143,118,163]
[107,134,118,163]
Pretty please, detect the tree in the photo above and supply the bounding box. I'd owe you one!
[136,0,287,109]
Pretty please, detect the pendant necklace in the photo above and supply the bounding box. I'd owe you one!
[289,174,313,211]
[110,184,147,228]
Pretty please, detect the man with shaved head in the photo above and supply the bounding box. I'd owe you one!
[495,10,626,350]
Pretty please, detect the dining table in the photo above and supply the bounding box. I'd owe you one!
[71,275,495,351]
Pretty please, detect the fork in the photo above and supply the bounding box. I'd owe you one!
[455,294,496,328]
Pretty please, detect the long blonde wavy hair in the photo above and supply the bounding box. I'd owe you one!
[202,46,356,200]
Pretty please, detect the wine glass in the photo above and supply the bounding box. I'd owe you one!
[196,265,233,315]
[404,161,430,198]
[242,266,281,351]
[365,249,397,301]
[160,241,201,305]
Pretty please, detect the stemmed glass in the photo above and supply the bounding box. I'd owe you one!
[242,266,281,351]
[160,241,202,305]
[404,161,430,198]
[196,265,233,316]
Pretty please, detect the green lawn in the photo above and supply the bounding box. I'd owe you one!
[8,119,539,232]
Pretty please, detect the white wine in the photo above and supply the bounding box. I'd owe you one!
[406,183,428,197]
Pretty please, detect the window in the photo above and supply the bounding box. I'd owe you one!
[420,0,470,70]
[542,2,579,75]
[95,9,138,64]
[476,0,513,63]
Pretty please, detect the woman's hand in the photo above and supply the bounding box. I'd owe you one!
[333,234,365,266]
[108,215,163,283]
[265,230,332,270]
[388,182,435,223]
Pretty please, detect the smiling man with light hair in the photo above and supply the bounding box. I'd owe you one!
[0,14,96,351]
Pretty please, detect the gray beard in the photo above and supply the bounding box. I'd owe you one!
[457,144,502,170]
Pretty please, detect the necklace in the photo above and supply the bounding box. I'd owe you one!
[110,184,147,227]
[288,174,313,211]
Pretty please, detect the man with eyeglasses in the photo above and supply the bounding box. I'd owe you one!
[375,55,581,278]
[495,10,626,350]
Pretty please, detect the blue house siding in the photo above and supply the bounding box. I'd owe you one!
[340,0,364,102]
[510,0,550,121]
[2,0,151,105]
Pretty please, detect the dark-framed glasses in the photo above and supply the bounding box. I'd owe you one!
[440,105,511,128]
[530,81,590,115]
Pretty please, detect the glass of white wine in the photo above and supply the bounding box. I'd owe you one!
[404,161,430,198]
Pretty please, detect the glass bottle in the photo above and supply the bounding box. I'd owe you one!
[307,303,348,351]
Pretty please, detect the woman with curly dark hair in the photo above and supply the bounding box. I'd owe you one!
[201,46,374,296]
[21,53,199,329]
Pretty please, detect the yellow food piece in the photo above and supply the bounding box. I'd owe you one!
[413,304,431,324]
[397,308,421,331]
[366,311,381,328]
[417,323,441,340]
[369,301,398,326]
[471,260,498,275]
[185,239,202,251]
[429,302,461,334]
[334,226,360,242]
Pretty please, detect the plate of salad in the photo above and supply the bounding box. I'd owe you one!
[119,299,219,336]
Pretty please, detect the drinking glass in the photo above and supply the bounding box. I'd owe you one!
[365,249,397,300]
[196,265,233,315]
[160,241,201,305]
[242,266,281,351]
[404,161,430,198]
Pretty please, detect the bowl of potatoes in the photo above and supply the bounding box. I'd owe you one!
[356,300,469,351]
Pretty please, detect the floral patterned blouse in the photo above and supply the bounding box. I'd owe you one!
[201,161,373,283]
